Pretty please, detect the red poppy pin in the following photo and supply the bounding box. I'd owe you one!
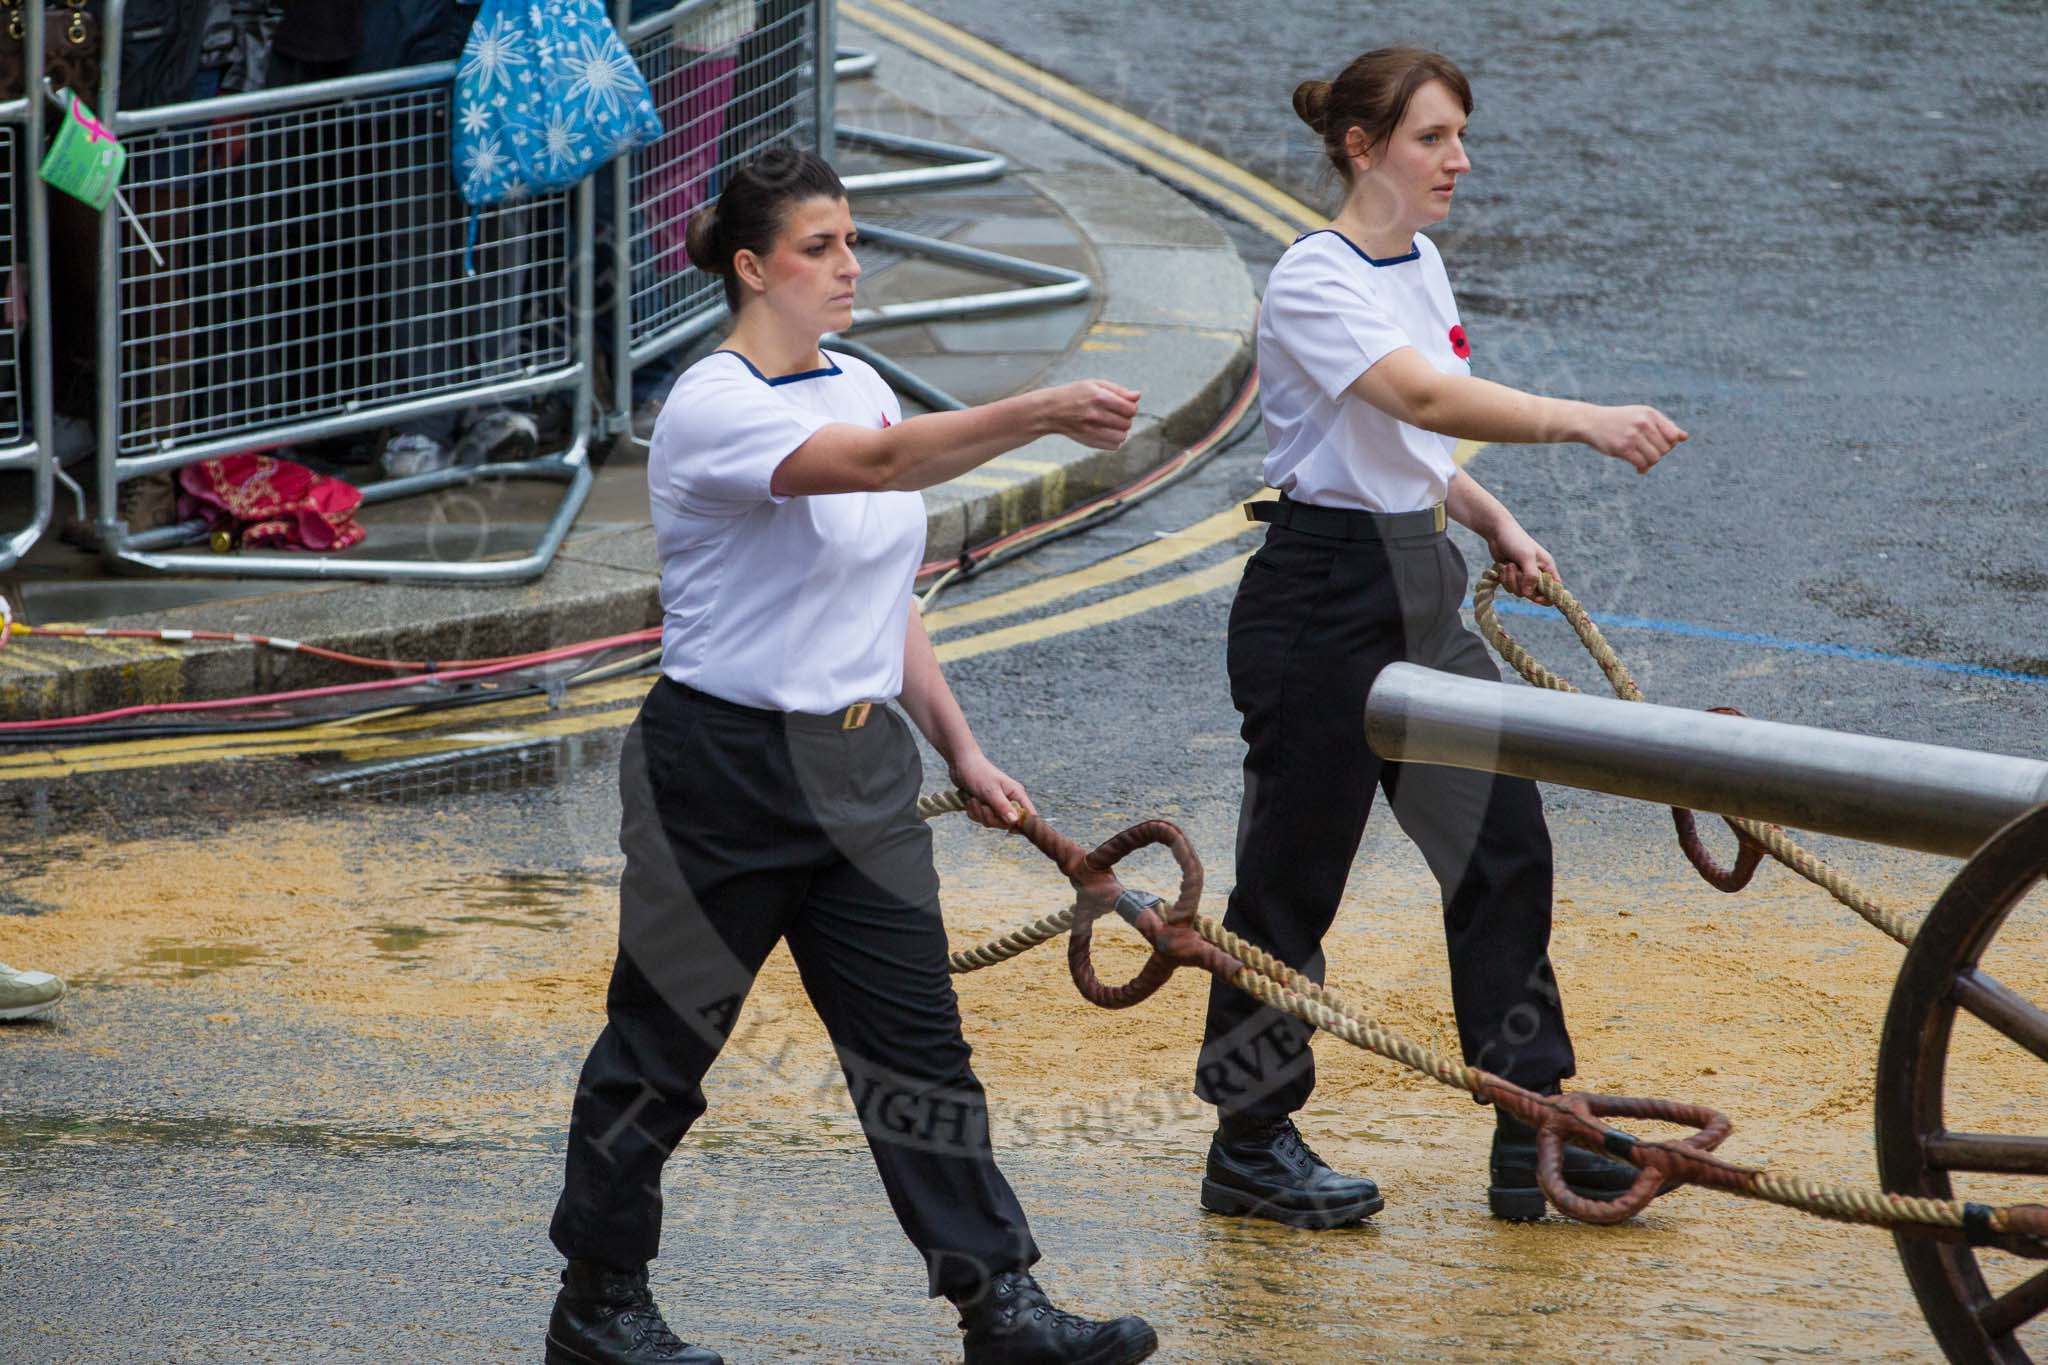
[1448,324,1471,360]
[880,412,892,428]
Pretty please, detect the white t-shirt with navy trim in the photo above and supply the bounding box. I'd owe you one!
[648,348,922,713]
[1256,229,1471,513]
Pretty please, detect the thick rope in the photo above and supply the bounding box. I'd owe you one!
[1470,570,1918,947]
[1191,913,2045,1246]
[920,789,1080,974]
[918,791,2046,1248]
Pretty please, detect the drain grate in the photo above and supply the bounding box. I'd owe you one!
[314,738,568,803]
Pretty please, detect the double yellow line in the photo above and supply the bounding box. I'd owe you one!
[844,0,1321,246]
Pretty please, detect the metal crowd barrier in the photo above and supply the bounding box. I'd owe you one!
[0,3,55,575]
[606,0,831,427]
[93,0,594,583]
[604,7,1092,432]
[54,1,1085,580]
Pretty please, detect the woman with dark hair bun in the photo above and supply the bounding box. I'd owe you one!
[542,146,1156,1365]
[1191,49,1688,1230]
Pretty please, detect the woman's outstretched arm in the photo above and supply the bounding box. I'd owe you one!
[1347,348,1686,473]
[772,381,1139,497]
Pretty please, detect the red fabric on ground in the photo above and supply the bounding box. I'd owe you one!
[177,452,366,551]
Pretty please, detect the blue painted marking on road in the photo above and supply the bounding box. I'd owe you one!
[1480,598,2048,686]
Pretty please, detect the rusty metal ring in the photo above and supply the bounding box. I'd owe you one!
[1063,818,1204,1010]
[1534,1091,1733,1224]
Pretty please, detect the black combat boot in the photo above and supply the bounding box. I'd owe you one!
[950,1269,1158,1365]
[1200,1113,1385,1229]
[1487,1106,1644,1221]
[545,1260,723,1365]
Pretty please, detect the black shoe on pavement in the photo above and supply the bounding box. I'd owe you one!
[1199,1114,1385,1229]
[950,1269,1158,1365]
[1487,1106,1644,1222]
[545,1260,723,1365]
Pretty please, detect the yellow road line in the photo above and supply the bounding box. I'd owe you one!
[926,490,1273,634]
[935,553,1249,664]
[842,1,1307,244]
[944,469,1028,489]
[854,0,1325,234]
[0,675,657,780]
[0,695,655,783]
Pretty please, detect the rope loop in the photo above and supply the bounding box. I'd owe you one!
[920,793,1211,994]
[1472,566,1912,944]
[1521,1089,1733,1224]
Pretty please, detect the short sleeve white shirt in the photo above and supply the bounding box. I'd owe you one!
[1256,230,1471,513]
[648,349,923,713]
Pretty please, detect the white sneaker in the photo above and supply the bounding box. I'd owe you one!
[0,962,65,1021]
[451,410,539,467]
[379,433,456,480]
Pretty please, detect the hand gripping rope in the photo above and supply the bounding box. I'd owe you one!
[914,623,2048,1252]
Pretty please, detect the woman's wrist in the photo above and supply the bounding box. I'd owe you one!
[1547,398,1595,446]
[1023,388,1059,440]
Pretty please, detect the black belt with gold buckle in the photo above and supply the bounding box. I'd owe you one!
[1244,495,1447,539]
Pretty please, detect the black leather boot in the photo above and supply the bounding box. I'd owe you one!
[545,1260,723,1365]
[1487,1107,1643,1221]
[950,1269,1158,1365]
[1199,1114,1385,1229]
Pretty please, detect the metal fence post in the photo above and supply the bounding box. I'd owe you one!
[815,0,838,166]
[0,0,56,573]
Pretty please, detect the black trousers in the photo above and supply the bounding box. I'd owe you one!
[1194,519,1577,1118]
[550,679,1039,1297]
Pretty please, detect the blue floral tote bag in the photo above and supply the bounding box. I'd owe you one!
[452,0,665,265]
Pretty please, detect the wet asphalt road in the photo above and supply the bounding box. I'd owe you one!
[6,2,2048,1360]
[927,0,2048,697]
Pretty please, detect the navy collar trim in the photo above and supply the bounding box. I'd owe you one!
[1297,229,1420,268]
[713,349,845,386]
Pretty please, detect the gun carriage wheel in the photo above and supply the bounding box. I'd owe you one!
[1877,804,2048,1364]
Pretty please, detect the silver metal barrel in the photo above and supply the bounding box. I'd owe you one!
[1365,663,2048,858]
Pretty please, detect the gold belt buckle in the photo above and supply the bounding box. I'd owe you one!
[841,701,872,730]
[1432,503,1447,533]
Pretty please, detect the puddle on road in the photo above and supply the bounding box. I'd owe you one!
[0,1110,545,1159]
[360,869,611,964]
[360,922,455,964]
[414,868,610,928]
[138,940,267,977]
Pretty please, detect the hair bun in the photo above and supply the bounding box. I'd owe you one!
[684,202,722,269]
[1292,78,1333,134]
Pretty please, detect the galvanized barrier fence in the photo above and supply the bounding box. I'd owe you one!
[0,2,55,575]
[607,0,829,425]
[23,2,1083,583]
[84,0,656,583]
